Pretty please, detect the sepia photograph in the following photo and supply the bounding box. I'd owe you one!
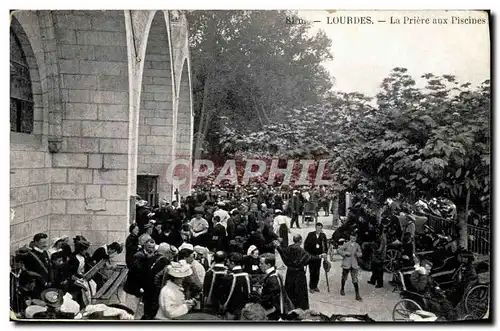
[9,8,491,322]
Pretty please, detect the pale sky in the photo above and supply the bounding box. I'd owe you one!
[298,10,490,97]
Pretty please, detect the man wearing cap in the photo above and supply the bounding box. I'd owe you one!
[22,233,52,297]
[156,262,196,319]
[304,223,328,293]
[217,253,251,319]
[203,251,228,313]
[338,233,363,301]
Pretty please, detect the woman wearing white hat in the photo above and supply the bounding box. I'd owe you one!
[243,245,261,275]
[156,262,195,320]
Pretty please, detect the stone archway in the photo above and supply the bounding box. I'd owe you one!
[136,11,175,205]
[174,59,194,198]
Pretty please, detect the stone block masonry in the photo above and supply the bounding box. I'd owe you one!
[10,10,194,253]
[137,12,175,202]
[50,10,131,250]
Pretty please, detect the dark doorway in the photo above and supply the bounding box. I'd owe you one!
[137,175,159,207]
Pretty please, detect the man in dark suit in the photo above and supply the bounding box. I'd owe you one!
[203,251,228,312]
[258,253,290,320]
[289,191,302,228]
[23,233,51,297]
[304,223,328,293]
[217,253,250,319]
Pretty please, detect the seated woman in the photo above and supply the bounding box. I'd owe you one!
[156,262,197,320]
[89,242,123,289]
[410,260,457,320]
[401,233,416,268]
[68,237,96,309]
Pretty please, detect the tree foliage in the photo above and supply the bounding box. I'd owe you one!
[185,10,334,157]
[220,68,491,217]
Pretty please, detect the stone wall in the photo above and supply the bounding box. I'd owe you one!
[138,12,174,201]
[175,62,193,197]
[49,10,130,251]
[10,10,194,253]
[10,11,52,250]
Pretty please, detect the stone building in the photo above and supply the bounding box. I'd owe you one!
[10,10,194,252]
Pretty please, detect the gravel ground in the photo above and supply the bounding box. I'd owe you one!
[280,215,401,321]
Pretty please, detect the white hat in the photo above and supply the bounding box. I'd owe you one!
[157,243,171,256]
[217,201,225,207]
[274,209,282,214]
[178,242,194,252]
[136,200,148,207]
[194,245,209,257]
[167,261,193,278]
[247,245,258,256]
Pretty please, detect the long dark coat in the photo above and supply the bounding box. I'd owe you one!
[125,234,139,270]
[276,244,320,310]
[123,250,149,297]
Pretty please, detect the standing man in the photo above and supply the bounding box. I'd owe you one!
[258,253,291,320]
[289,191,302,229]
[338,232,363,301]
[213,202,230,229]
[304,223,328,293]
[368,227,386,288]
[275,235,326,310]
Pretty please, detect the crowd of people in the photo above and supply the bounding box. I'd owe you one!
[10,185,483,321]
[124,186,338,320]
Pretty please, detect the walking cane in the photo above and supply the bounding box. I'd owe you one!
[322,241,331,293]
[323,258,331,293]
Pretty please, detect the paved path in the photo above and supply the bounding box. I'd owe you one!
[280,215,401,321]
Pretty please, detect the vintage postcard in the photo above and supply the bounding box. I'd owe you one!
[9,9,490,322]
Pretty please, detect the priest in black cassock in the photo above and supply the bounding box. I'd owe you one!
[275,235,326,310]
